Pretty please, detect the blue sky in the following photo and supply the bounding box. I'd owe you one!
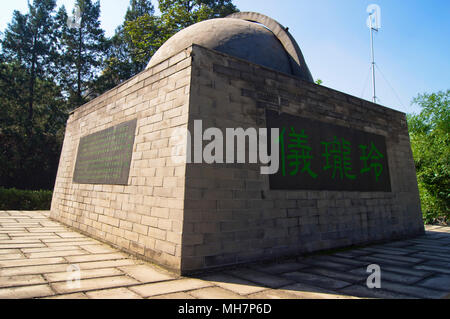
[1,0,449,114]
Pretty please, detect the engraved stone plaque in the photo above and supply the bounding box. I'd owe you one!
[73,119,137,185]
[267,110,391,192]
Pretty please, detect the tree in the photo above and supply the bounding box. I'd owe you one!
[56,0,106,109]
[407,90,449,224]
[92,0,156,94]
[123,0,157,71]
[125,0,156,22]
[0,1,69,190]
[1,0,58,136]
[123,0,239,70]
[0,60,67,190]
[159,0,238,32]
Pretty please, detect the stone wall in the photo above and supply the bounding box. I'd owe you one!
[180,44,424,273]
[51,47,193,273]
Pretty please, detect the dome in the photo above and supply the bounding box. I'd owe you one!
[146,14,313,82]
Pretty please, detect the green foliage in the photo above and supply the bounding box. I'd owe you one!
[123,0,238,69]
[158,0,239,33]
[93,0,156,93]
[96,0,238,94]
[315,79,323,85]
[124,13,164,65]
[56,0,106,108]
[0,1,67,190]
[0,57,67,192]
[0,0,239,192]
[1,0,59,133]
[0,187,53,210]
[407,90,450,224]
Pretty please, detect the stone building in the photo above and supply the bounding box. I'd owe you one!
[51,12,424,274]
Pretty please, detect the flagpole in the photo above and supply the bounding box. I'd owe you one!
[370,19,377,104]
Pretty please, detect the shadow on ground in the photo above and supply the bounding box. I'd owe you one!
[187,228,450,299]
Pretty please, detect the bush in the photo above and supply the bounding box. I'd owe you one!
[0,187,53,210]
[408,90,449,225]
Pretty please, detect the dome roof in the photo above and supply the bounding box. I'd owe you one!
[146,13,313,82]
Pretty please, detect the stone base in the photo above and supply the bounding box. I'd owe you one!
[51,44,424,274]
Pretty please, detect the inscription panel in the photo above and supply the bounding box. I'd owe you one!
[267,110,391,192]
[73,119,137,185]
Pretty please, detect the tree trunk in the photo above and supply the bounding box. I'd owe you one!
[77,26,82,106]
[27,34,38,137]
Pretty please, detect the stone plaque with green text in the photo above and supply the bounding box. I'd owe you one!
[267,110,392,192]
[73,119,137,185]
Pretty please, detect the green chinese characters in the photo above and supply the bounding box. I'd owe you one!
[279,127,318,178]
[359,142,384,181]
[321,136,356,180]
[279,127,385,182]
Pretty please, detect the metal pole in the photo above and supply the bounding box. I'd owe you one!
[370,20,377,103]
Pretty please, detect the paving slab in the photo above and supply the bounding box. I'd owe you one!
[44,268,124,283]
[0,264,70,277]
[79,244,116,254]
[356,255,413,267]
[0,257,66,268]
[423,259,450,268]
[76,259,142,270]
[25,249,88,259]
[0,253,24,260]
[0,284,54,299]
[43,292,89,299]
[86,287,143,299]
[129,278,213,297]
[20,246,82,253]
[0,211,449,299]
[362,246,418,256]
[377,265,433,278]
[200,273,268,295]
[282,271,352,290]
[45,241,98,247]
[148,292,196,299]
[349,267,425,285]
[314,255,370,267]
[249,261,308,274]
[302,267,365,284]
[118,264,175,283]
[369,253,425,264]
[0,243,45,249]
[375,281,448,299]
[188,287,245,299]
[51,275,139,294]
[225,268,294,288]
[417,275,450,291]
[248,289,308,299]
[298,258,357,271]
[65,252,128,263]
[278,283,356,299]
[413,264,450,275]
[411,252,450,263]
[55,232,86,238]
[339,284,416,299]
[0,249,20,255]
[0,274,46,288]
[0,239,42,244]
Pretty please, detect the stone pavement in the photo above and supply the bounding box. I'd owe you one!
[0,211,449,299]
